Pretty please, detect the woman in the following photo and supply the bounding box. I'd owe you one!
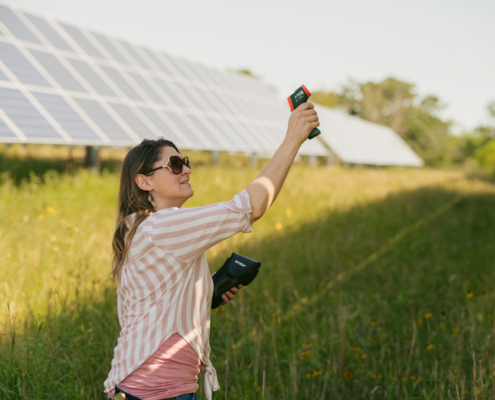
[104,102,319,400]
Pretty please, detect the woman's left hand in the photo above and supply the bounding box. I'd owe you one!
[212,272,243,306]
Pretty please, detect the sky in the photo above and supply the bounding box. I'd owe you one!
[7,0,495,133]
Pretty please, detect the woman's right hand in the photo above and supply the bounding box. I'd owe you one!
[285,102,320,146]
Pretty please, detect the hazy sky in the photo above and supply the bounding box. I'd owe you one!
[7,0,495,132]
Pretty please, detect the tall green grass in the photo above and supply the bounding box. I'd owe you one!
[1,146,495,399]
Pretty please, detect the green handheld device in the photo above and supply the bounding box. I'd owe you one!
[287,85,321,140]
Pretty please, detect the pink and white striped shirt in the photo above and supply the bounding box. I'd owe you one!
[104,190,253,400]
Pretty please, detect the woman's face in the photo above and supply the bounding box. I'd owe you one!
[136,146,193,210]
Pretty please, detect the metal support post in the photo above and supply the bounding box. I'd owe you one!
[84,146,100,171]
[251,153,258,168]
[211,151,220,165]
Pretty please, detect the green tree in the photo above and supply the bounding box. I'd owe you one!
[313,77,454,166]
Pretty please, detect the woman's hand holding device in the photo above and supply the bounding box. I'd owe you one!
[211,271,242,307]
[245,101,319,225]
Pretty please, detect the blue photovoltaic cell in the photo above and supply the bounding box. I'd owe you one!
[186,86,215,111]
[32,92,100,140]
[139,108,182,144]
[187,114,222,146]
[188,63,216,86]
[257,124,281,147]
[0,87,61,138]
[142,48,173,75]
[170,58,200,82]
[0,42,50,87]
[245,123,273,148]
[25,14,74,52]
[100,66,142,100]
[163,111,206,146]
[29,49,86,92]
[60,23,104,59]
[118,41,151,69]
[207,118,245,148]
[175,83,205,110]
[129,73,163,103]
[108,103,154,140]
[92,33,129,65]
[192,88,219,112]
[0,116,16,137]
[159,54,187,79]
[74,98,132,141]
[204,67,230,88]
[0,5,41,44]
[152,79,185,107]
[68,59,116,96]
[224,120,259,149]
[0,68,9,81]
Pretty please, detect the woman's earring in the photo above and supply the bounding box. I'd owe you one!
[148,192,156,209]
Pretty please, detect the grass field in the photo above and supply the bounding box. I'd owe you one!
[1,144,495,399]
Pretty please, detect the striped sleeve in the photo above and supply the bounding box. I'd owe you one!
[149,189,253,263]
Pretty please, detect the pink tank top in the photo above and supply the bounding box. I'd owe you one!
[106,333,201,400]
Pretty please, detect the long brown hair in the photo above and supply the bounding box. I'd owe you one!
[111,137,179,282]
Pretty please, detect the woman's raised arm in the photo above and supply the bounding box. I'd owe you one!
[246,102,320,224]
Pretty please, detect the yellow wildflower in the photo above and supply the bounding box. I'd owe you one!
[371,374,382,379]
[303,342,313,349]
[351,346,361,351]
[426,343,434,350]
[424,312,433,319]
[275,223,283,230]
[299,350,310,360]
[46,206,57,215]
[452,327,460,332]
[441,325,447,330]
[306,370,322,378]
[255,386,260,393]
[370,320,377,326]
[467,292,474,299]
[328,368,337,374]
[344,371,352,380]
[410,375,422,381]
[356,353,366,359]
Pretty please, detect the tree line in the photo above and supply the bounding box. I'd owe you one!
[312,77,495,175]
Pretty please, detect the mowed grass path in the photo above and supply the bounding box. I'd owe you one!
[1,155,495,399]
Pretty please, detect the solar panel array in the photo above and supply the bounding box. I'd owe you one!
[315,107,423,167]
[0,3,327,156]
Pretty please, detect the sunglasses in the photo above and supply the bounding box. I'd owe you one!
[147,155,191,175]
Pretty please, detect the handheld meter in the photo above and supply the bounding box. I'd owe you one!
[287,85,321,140]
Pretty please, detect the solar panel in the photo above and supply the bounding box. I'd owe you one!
[0,3,332,158]
[0,42,50,86]
[24,14,74,52]
[0,87,61,139]
[100,66,142,101]
[73,98,131,142]
[67,59,115,96]
[32,92,100,141]
[28,49,86,92]
[60,23,104,59]
[0,5,41,44]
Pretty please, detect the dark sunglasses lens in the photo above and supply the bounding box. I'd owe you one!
[184,156,191,169]
[169,156,183,174]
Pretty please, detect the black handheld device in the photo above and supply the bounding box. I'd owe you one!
[287,85,321,140]
[211,253,261,309]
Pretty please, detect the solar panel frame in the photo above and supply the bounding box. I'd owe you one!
[0,3,330,157]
